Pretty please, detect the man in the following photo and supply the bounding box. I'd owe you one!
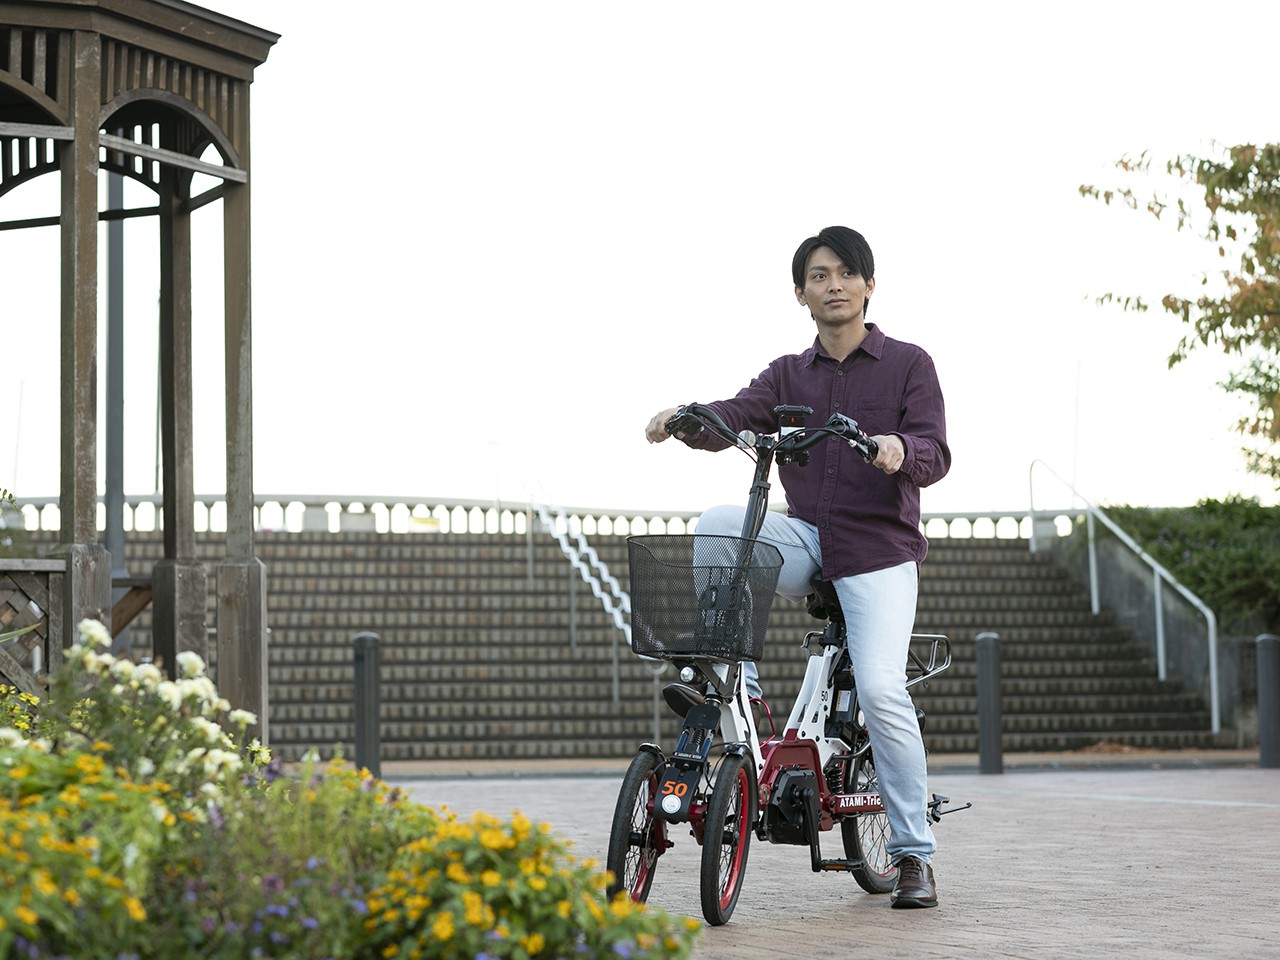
[644,225,950,908]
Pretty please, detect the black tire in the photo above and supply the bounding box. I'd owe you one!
[841,747,897,894]
[606,750,666,902]
[699,752,756,925]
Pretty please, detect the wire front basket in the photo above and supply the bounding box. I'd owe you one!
[627,534,782,662]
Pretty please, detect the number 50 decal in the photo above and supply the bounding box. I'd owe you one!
[661,780,689,797]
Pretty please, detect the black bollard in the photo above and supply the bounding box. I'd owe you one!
[353,631,382,778]
[1259,634,1279,769]
[976,631,1003,774]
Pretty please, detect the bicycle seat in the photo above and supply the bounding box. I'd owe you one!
[804,578,843,624]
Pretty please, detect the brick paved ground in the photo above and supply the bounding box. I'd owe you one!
[398,752,1279,960]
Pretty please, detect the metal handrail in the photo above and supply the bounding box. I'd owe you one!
[1029,459,1220,733]
[530,499,631,644]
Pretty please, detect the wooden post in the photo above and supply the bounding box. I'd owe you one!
[50,29,110,643]
[216,83,269,740]
[153,163,207,671]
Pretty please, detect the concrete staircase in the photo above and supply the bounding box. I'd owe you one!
[33,529,1227,762]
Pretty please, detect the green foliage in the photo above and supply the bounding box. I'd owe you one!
[1106,497,1280,634]
[0,619,701,959]
[1081,144,1280,483]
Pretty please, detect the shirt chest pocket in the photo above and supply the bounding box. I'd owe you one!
[854,397,900,435]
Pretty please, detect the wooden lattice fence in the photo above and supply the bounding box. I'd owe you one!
[0,560,64,694]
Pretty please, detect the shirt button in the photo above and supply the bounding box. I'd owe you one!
[837,370,845,377]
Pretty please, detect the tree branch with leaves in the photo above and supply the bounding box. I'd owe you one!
[1081,143,1280,483]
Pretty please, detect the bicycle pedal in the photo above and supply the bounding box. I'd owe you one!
[815,858,860,873]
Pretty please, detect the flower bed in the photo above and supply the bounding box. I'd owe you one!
[0,620,699,958]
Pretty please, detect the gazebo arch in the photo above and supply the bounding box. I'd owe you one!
[0,2,278,737]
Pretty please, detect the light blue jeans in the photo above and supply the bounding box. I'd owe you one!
[697,505,936,865]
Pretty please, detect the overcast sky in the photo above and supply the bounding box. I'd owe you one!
[3,0,1279,516]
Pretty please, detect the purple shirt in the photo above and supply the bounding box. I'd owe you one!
[683,324,950,580]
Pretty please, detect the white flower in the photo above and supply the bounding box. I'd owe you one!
[137,757,156,777]
[0,727,29,748]
[228,709,258,728]
[77,618,112,649]
[80,649,115,674]
[177,676,218,708]
[204,749,243,776]
[175,651,205,679]
[155,681,183,711]
[123,842,140,868]
[189,717,224,744]
[110,659,136,681]
[133,663,162,690]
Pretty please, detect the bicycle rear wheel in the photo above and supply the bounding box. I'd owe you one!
[699,752,756,925]
[841,748,896,894]
[606,750,666,902]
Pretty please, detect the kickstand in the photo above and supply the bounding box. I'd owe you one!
[928,793,972,823]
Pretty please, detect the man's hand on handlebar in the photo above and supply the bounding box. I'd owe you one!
[870,434,906,475]
[646,407,682,443]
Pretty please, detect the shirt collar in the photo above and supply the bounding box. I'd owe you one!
[803,323,885,366]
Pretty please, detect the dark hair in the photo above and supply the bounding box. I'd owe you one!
[791,226,875,316]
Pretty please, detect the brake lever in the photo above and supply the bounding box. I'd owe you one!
[664,408,704,438]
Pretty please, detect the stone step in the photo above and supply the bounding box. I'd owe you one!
[24,528,1222,763]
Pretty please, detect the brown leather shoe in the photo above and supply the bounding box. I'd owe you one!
[890,856,937,908]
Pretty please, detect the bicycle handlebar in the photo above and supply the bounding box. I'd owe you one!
[665,403,879,464]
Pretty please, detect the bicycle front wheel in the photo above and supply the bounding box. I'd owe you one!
[841,748,896,894]
[699,752,757,925]
[606,750,666,902]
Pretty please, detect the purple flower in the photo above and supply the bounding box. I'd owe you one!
[261,875,285,896]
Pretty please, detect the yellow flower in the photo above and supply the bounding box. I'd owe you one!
[381,945,399,959]
[480,869,501,887]
[64,888,81,907]
[33,869,57,896]
[124,896,147,921]
[528,876,547,891]
[556,900,572,918]
[432,911,454,941]
[520,932,545,955]
[445,862,470,884]
[14,905,37,926]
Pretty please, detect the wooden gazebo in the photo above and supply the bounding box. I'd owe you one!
[0,1,277,735]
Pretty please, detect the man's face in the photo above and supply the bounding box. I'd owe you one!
[795,246,873,327]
